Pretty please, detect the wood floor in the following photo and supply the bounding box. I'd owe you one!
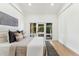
[49,40,79,56]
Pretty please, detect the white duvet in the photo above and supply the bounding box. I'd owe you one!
[27,37,45,56]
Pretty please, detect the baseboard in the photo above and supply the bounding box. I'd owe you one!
[58,40,79,55]
[58,40,64,45]
[65,44,79,55]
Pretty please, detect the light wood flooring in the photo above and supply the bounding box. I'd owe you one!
[49,40,79,56]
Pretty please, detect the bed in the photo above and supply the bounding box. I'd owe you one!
[0,42,11,56]
[0,31,46,56]
[10,37,46,56]
[0,31,11,56]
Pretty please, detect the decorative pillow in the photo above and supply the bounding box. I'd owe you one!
[8,31,16,43]
[14,32,24,41]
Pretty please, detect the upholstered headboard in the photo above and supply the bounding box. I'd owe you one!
[0,31,9,43]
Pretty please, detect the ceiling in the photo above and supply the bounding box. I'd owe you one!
[15,3,66,15]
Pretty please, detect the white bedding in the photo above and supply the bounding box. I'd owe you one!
[0,37,45,56]
[0,37,32,56]
[27,37,45,56]
[0,42,11,56]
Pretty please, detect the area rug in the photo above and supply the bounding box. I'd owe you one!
[45,41,59,56]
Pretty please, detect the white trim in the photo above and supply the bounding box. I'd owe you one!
[58,40,79,55]
[59,40,64,45]
[65,44,79,55]
[57,3,72,16]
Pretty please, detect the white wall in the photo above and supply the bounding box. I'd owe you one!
[58,4,79,54]
[0,3,24,31]
[24,14,58,40]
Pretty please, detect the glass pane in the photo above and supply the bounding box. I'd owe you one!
[30,23,36,33]
[46,23,52,33]
[38,24,44,32]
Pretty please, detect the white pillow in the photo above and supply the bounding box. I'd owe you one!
[15,33,24,41]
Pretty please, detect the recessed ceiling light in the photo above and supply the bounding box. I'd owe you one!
[28,3,32,6]
[51,3,54,6]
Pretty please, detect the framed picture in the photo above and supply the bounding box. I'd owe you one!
[0,11,18,26]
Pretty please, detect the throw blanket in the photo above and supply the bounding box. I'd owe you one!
[10,38,31,56]
[10,45,27,56]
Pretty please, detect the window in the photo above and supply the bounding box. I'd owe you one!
[46,23,52,33]
[30,23,52,39]
[46,23,52,40]
[38,24,44,32]
[30,23,36,33]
